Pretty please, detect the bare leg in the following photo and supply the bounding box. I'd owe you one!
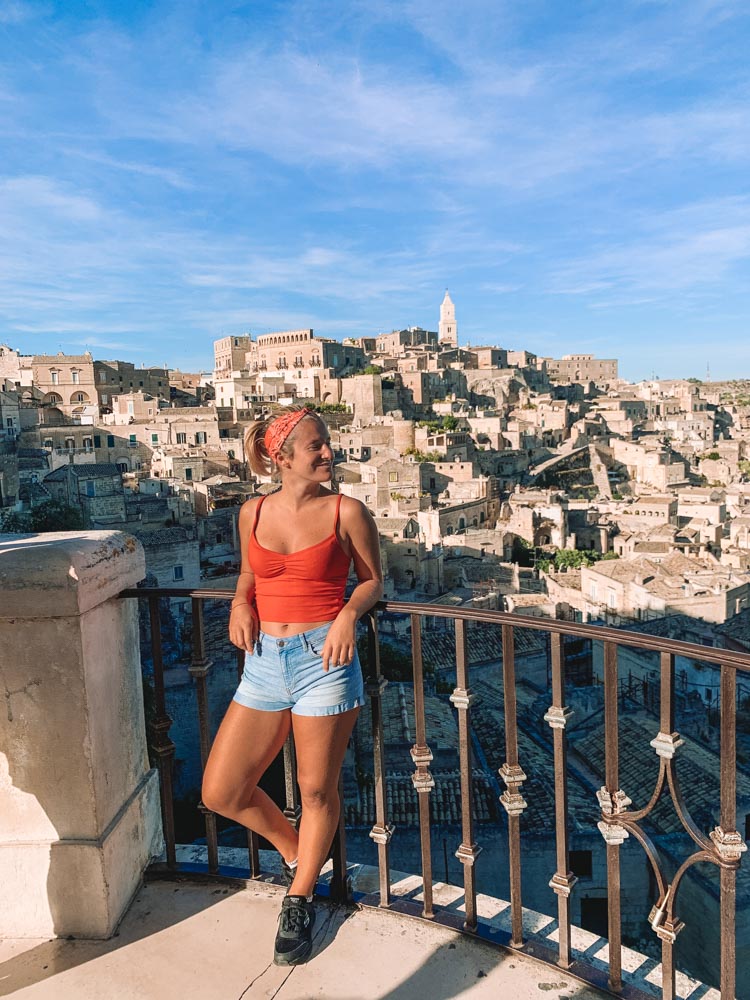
[288,707,359,898]
[202,701,299,863]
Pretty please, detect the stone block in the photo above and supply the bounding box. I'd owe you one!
[0,531,163,938]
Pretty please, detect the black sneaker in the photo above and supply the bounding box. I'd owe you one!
[273,895,315,966]
[281,858,297,887]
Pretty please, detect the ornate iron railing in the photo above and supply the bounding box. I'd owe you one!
[120,587,749,999]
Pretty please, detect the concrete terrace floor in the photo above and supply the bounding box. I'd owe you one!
[0,878,612,1000]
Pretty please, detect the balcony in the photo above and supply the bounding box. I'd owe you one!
[1,531,747,999]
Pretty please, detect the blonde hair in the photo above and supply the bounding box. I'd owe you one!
[243,405,324,477]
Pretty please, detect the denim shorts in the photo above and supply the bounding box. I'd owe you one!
[232,622,365,717]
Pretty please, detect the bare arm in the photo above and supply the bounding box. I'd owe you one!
[321,497,384,671]
[228,499,259,652]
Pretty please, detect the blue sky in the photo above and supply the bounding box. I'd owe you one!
[1,0,749,381]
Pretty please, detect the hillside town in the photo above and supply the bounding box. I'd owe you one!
[2,295,749,983]
[2,292,749,634]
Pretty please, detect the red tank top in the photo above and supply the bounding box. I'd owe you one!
[248,493,351,623]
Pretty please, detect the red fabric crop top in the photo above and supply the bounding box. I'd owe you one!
[248,493,351,623]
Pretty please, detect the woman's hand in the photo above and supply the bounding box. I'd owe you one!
[321,609,357,672]
[229,604,259,653]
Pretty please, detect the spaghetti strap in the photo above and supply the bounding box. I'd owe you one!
[334,493,343,532]
[251,494,267,540]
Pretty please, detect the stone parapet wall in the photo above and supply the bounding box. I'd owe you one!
[0,530,162,938]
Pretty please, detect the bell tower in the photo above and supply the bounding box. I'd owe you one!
[439,289,457,347]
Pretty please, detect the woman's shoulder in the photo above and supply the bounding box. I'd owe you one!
[238,494,263,523]
[338,493,373,525]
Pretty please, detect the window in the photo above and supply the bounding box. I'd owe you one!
[83,437,93,450]
[389,472,398,483]
[216,533,223,544]
[173,565,184,581]
[607,589,616,609]
[107,434,115,447]
[129,434,137,447]
[195,431,206,445]
[51,371,59,385]
[151,433,159,444]
[589,582,597,600]
[94,435,101,448]
[72,370,80,384]
[85,481,96,497]
[185,468,193,481]
[176,432,187,444]
[101,393,108,404]
[99,371,107,383]
[43,438,53,449]
[569,851,592,879]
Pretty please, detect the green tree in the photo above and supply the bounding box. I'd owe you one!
[362,364,383,375]
[311,402,348,413]
[0,499,84,533]
[403,446,442,462]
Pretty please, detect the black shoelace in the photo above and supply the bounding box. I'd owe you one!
[280,901,308,934]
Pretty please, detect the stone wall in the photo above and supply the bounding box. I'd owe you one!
[0,531,162,938]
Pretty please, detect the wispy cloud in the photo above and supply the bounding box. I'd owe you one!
[0,1,47,25]
[549,197,750,299]
[0,1,749,378]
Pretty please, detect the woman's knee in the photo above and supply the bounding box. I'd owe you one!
[201,776,254,818]
[298,781,338,811]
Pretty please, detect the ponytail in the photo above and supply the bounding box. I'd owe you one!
[243,418,274,476]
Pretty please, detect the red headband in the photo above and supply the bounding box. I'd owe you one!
[264,408,312,463]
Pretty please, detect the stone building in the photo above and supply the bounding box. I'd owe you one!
[94,361,170,410]
[438,290,457,348]
[43,463,127,527]
[31,352,169,421]
[374,327,438,357]
[580,553,750,624]
[340,373,384,421]
[246,330,366,377]
[611,439,688,491]
[499,489,569,549]
[0,344,33,385]
[32,352,98,423]
[109,391,161,424]
[543,353,618,386]
[0,384,21,441]
[213,334,253,376]
[373,516,425,591]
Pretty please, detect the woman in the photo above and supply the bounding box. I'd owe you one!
[202,406,383,967]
